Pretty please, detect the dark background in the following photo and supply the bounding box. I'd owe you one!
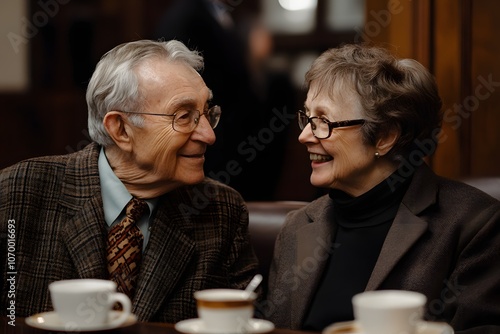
[1,0,499,201]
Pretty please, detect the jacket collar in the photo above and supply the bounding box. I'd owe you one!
[290,197,335,328]
[59,143,108,280]
[365,163,437,289]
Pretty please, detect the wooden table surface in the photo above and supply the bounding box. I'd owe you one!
[1,316,319,334]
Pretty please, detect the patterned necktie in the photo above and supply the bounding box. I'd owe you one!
[107,197,148,298]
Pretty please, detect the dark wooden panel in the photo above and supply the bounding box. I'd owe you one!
[459,0,473,176]
[411,0,432,70]
[431,0,463,179]
[470,0,500,176]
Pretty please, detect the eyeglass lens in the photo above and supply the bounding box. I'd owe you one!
[206,105,221,129]
[297,112,329,138]
[173,106,221,133]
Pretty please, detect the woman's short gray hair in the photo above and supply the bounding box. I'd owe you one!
[86,39,204,146]
[305,44,443,161]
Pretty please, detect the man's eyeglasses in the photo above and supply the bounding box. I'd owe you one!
[117,105,221,133]
[297,110,365,139]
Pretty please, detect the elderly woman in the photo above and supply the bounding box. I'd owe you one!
[266,44,500,333]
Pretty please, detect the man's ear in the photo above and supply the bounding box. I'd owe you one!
[103,111,133,152]
[375,127,400,157]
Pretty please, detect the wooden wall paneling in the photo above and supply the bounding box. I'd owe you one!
[364,0,413,57]
[363,0,434,67]
[458,0,472,176]
[385,0,413,58]
[430,0,463,178]
[364,0,390,47]
[470,0,500,176]
[411,0,432,69]
[364,0,444,170]
[365,0,500,179]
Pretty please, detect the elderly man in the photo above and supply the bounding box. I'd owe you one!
[0,40,258,323]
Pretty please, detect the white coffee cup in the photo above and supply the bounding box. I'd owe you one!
[352,290,427,334]
[194,288,256,334]
[49,279,132,329]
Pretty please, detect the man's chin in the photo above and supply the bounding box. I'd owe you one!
[181,172,205,185]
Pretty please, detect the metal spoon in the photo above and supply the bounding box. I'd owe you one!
[244,274,263,296]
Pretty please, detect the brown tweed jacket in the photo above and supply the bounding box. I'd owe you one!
[0,143,258,323]
[266,164,500,334]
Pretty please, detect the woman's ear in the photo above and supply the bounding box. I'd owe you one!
[103,111,133,152]
[376,127,400,156]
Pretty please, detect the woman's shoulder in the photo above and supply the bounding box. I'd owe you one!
[436,175,500,208]
[406,163,499,214]
[412,171,500,230]
[443,176,500,202]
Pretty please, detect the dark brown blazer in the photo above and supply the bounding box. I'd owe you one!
[0,143,258,323]
[266,164,500,334]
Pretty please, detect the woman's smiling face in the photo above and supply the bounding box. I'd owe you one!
[298,82,381,196]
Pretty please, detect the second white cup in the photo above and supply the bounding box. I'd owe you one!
[49,279,132,329]
[352,290,427,334]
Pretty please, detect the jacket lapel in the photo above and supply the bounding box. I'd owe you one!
[59,143,108,279]
[132,195,196,321]
[61,195,108,279]
[365,205,428,290]
[366,163,438,290]
[292,198,336,328]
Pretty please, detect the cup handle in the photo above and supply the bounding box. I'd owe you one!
[107,292,132,327]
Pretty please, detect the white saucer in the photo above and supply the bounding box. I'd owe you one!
[25,311,137,332]
[323,321,454,334]
[175,318,275,334]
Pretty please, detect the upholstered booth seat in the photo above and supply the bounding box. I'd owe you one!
[247,201,308,292]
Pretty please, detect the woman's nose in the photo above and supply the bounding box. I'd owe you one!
[298,122,317,144]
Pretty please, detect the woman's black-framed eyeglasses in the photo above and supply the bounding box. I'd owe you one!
[116,105,221,133]
[297,110,365,139]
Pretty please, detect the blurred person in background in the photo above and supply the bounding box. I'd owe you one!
[266,44,500,333]
[155,0,296,200]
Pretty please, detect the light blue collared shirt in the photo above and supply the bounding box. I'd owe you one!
[98,148,157,251]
